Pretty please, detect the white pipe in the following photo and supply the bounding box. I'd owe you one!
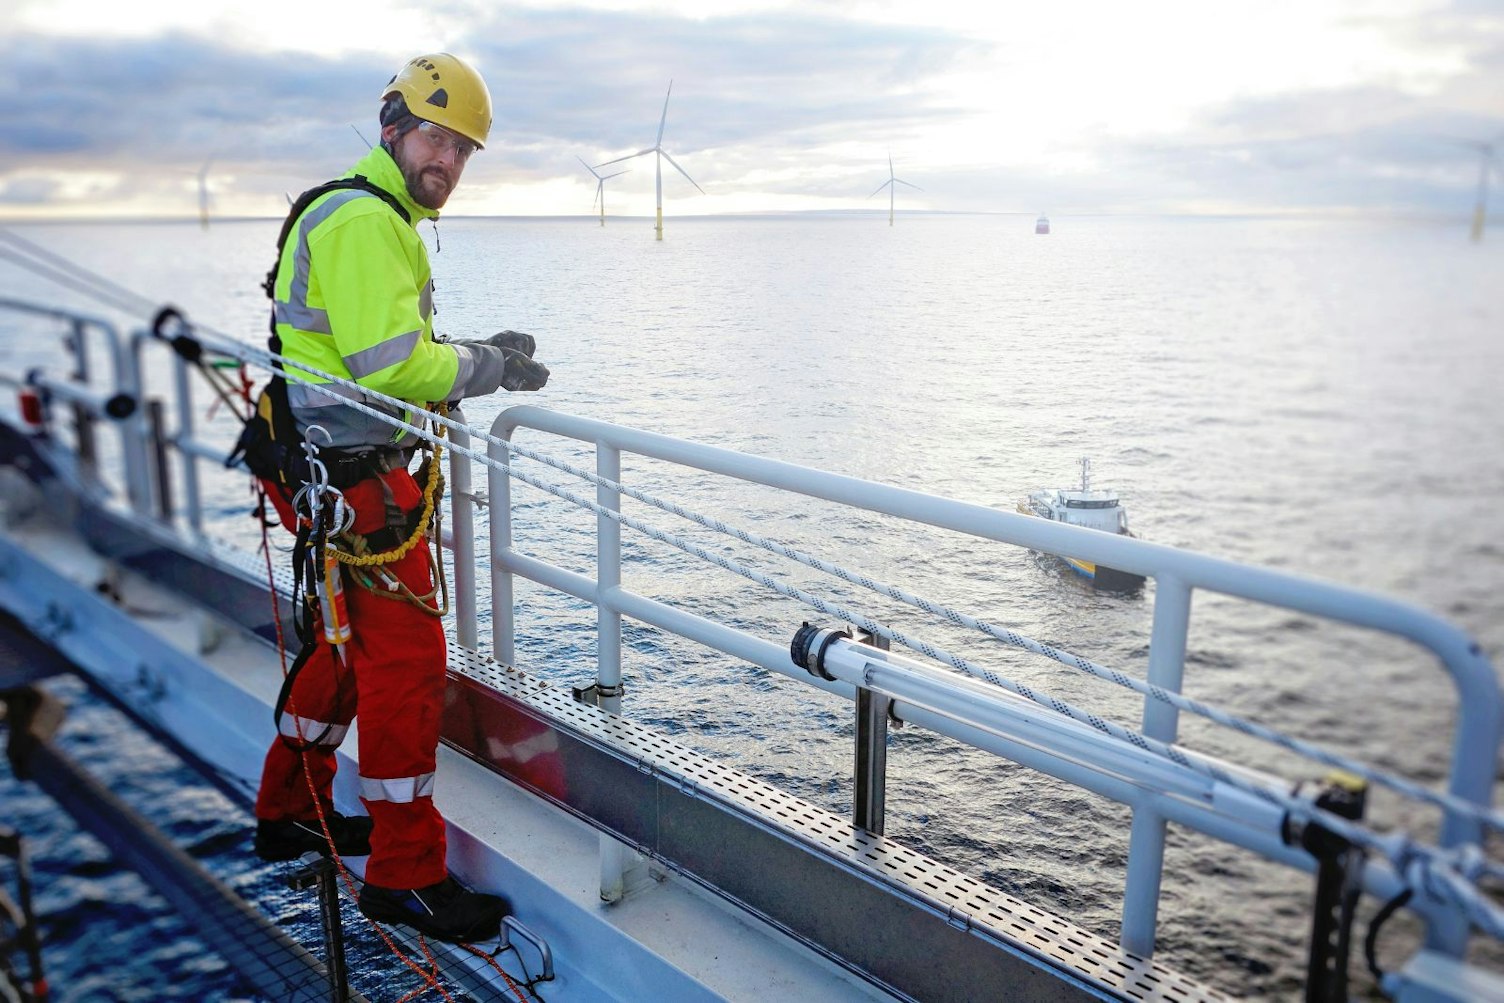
[449,409,477,651]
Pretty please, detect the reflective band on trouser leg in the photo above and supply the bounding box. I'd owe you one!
[346,470,449,889]
[255,640,358,821]
[279,714,349,748]
[359,773,436,803]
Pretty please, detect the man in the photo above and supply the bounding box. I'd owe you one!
[252,52,548,945]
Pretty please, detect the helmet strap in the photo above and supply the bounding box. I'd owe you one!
[378,95,420,155]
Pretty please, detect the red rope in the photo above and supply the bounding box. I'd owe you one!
[258,466,530,1001]
[260,493,456,1003]
[461,943,532,1003]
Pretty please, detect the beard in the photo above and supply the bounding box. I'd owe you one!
[397,155,454,210]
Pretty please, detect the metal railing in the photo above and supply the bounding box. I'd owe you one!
[468,405,1502,959]
[4,300,1502,981]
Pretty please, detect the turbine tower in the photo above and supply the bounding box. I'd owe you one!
[197,159,213,230]
[577,156,628,227]
[597,80,704,240]
[1459,136,1502,241]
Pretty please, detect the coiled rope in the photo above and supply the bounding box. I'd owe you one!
[327,406,445,569]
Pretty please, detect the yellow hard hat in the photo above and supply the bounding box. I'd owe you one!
[382,53,492,149]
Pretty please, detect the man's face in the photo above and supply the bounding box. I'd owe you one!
[383,120,476,210]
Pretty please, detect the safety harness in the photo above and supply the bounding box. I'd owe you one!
[228,175,449,750]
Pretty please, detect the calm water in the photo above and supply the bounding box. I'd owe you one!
[1,213,1501,1000]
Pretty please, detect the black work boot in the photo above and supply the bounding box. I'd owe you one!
[254,812,373,861]
[358,875,509,944]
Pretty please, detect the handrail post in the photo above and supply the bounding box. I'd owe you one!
[66,318,98,474]
[169,352,203,535]
[449,409,478,650]
[123,331,155,517]
[596,442,623,708]
[853,629,891,835]
[596,441,629,903]
[489,431,515,666]
[1121,575,1192,957]
[146,398,173,524]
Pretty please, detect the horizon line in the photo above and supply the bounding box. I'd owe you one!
[0,207,1482,226]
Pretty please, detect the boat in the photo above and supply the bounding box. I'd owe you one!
[1019,458,1146,590]
[1036,214,1051,234]
[0,285,1501,1002]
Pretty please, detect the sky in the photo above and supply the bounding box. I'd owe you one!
[1,0,1501,220]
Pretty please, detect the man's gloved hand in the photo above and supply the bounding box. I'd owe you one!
[501,348,549,392]
[485,330,536,358]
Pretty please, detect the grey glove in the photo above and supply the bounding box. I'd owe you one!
[485,330,536,358]
[446,331,547,398]
[501,348,549,392]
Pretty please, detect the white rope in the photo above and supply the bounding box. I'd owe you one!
[462,432,1504,839]
[186,327,1504,840]
[163,325,1504,940]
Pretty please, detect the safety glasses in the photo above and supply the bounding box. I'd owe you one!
[416,121,479,162]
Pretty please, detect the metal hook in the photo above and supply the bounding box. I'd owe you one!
[301,424,333,495]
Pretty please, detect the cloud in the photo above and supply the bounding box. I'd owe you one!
[1,11,974,180]
[0,176,62,205]
[0,31,384,176]
[2,2,1500,217]
[1088,2,1504,217]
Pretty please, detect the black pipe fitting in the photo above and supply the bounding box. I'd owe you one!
[104,393,136,420]
[790,621,849,681]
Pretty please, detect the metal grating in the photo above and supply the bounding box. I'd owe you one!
[447,649,1229,1002]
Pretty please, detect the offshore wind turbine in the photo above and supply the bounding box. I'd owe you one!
[869,155,921,226]
[577,156,628,227]
[1457,135,1503,241]
[596,81,704,241]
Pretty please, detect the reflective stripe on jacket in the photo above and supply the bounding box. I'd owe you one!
[270,146,488,449]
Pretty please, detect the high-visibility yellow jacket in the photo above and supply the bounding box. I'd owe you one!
[269,146,504,450]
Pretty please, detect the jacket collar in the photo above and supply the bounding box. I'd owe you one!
[346,146,440,224]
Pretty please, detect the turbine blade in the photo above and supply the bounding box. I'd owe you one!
[351,123,374,149]
[594,180,603,208]
[868,179,893,198]
[895,179,923,191]
[577,155,602,179]
[661,149,704,194]
[596,149,653,168]
[657,80,673,147]
[888,154,894,179]
[601,169,629,180]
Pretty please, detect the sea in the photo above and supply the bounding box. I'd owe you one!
[0,211,1501,1001]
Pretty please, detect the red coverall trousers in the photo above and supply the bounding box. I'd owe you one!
[254,466,449,890]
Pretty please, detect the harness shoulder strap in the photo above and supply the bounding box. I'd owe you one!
[239,176,413,492]
[262,175,412,299]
